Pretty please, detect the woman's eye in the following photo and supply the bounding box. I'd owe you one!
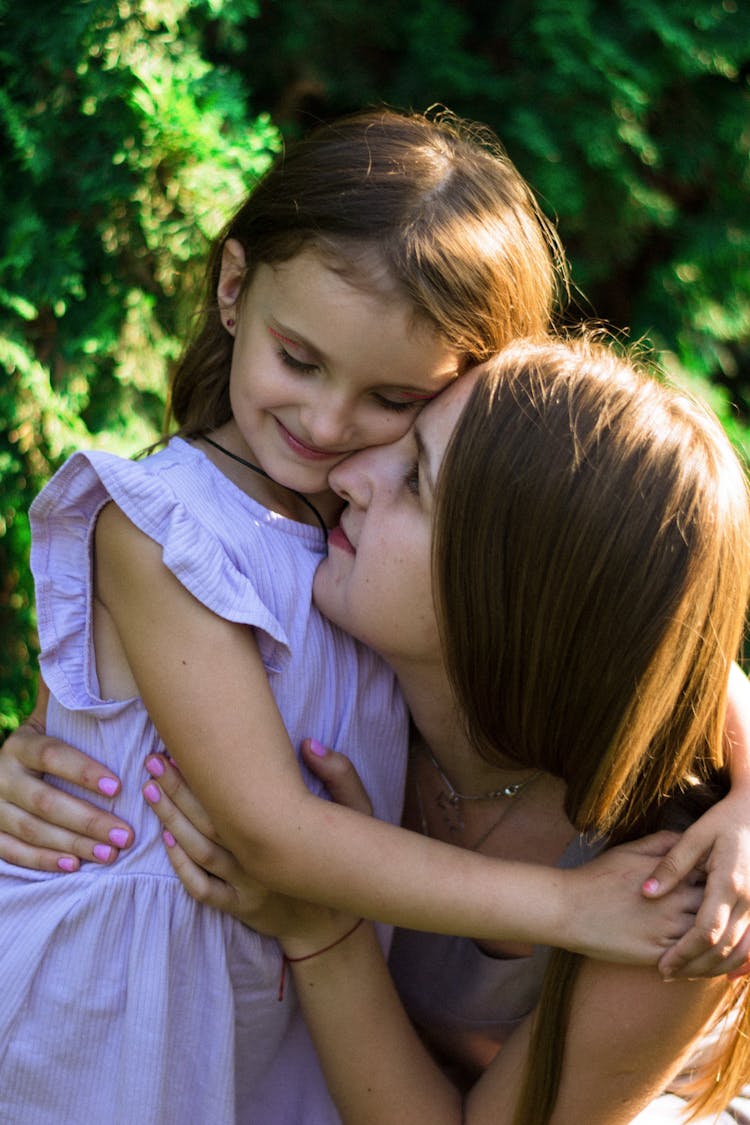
[278,347,318,374]
[404,463,420,496]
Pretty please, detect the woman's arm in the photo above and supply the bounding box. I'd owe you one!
[287,924,729,1125]
[149,747,733,1125]
[97,503,703,961]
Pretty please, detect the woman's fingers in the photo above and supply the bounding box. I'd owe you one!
[160,829,242,913]
[144,755,220,841]
[300,739,374,816]
[0,829,81,873]
[0,726,133,865]
[143,777,233,878]
[4,722,122,798]
[661,907,750,979]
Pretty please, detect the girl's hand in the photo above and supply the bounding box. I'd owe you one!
[143,738,372,946]
[562,833,706,967]
[0,703,133,871]
[642,792,750,978]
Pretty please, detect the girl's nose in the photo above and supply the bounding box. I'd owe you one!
[299,396,353,449]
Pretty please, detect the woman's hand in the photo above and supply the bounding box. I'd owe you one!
[143,738,372,948]
[0,685,133,870]
[642,791,750,978]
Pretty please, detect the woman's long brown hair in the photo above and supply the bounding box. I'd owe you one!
[434,335,750,1122]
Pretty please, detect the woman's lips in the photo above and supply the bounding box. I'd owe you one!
[327,525,356,555]
[276,419,342,462]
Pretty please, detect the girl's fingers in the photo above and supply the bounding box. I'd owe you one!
[640,830,707,898]
[144,755,220,841]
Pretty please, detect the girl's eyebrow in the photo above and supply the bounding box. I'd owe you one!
[395,389,441,402]
[268,325,308,351]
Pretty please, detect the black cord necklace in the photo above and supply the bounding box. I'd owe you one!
[200,435,328,538]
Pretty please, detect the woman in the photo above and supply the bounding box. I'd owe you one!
[5,335,750,1122]
[122,336,750,1123]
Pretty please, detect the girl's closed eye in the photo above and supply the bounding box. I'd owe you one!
[277,347,318,374]
[372,394,424,414]
[268,326,319,373]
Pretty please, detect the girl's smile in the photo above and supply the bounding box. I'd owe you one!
[213,241,461,513]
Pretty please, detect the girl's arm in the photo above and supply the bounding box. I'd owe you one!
[96,502,699,962]
[150,748,733,1125]
[0,681,133,870]
[647,662,750,978]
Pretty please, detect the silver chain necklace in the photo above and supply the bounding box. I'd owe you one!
[415,742,542,844]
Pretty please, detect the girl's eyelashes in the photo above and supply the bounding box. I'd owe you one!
[277,346,318,374]
[373,395,422,414]
[269,324,431,412]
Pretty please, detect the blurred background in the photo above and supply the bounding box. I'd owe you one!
[1,0,749,729]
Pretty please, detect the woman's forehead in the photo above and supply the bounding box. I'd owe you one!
[416,371,479,454]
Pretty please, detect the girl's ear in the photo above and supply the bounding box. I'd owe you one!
[218,239,248,331]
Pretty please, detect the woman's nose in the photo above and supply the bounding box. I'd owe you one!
[328,445,380,507]
[329,438,405,506]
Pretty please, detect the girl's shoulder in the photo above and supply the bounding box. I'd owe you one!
[30,439,306,711]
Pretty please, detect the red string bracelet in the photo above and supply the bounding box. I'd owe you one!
[278,918,364,1001]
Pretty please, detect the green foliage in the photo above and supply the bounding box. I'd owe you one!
[1,0,749,727]
[0,0,279,729]
[229,0,750,407]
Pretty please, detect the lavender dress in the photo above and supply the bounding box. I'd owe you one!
[0,438,408,1125]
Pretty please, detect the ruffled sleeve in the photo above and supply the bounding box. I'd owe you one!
[30,447,292,711]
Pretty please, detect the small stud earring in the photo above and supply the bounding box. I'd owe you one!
[226,318,235,328]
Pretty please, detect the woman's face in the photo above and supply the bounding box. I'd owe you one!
[312,373,478,665]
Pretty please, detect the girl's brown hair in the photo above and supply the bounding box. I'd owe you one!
[433,335,750,1122]
[167,107,567,436]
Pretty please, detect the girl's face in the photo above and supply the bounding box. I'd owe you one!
[218,241,461,500]
[312,374,477,664]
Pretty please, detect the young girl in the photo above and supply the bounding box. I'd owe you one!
[0,110,748,1123]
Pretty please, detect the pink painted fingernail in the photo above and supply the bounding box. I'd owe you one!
[57,856,77,872]
[108,828,129,848]
[93,844,113,862]
[143,783,160,803]
[308,738,328,758]
[642,878,660,895]
[98,777,118,797]
[162,830,176,848]
[146,757,165,777]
